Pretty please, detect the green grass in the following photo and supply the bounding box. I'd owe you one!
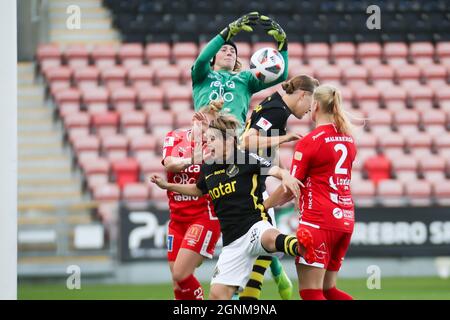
[18,277,450,300]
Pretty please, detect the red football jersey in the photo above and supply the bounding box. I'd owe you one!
[162,129,216,223]
[290,124,357,233]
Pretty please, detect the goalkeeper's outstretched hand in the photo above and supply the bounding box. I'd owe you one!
[259,15,287,51]
[220,12,259,41]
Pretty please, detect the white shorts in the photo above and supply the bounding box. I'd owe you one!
[210,220,277,291]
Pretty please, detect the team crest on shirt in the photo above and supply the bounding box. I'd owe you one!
[294,151,303,161]
[226,164,239,177]
[256,117,273,131]
[163,136,175,147]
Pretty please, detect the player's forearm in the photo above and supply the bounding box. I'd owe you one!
[163,157,192,173]
[166,183,203,197]
[263,184,294,209]
[243,134,284,151]
[192,35,224,82]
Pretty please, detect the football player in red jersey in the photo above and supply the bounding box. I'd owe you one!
[161,103,222,300]
[264,84,356,300]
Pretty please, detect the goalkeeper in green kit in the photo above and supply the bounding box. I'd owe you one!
[190,12,293,300]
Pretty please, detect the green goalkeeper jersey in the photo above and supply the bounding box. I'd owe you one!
[191,35,288,125]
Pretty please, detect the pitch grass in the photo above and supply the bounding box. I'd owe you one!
[18,277,450,300]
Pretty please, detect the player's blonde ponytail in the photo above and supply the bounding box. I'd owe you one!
[313,84,353,135]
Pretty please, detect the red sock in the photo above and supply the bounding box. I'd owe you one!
[176,275,204,300]
[299,289,326,300]
[324,287,353,300]
[174,288,184,300]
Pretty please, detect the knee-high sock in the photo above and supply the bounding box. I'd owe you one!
[300,289,326,300]
[175,275,204,300]
[275,234,298,256]
[239,256,272,300]
[324,287,353,300]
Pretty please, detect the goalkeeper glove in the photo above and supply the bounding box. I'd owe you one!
[219,12,259,41]
[259,15,287,51]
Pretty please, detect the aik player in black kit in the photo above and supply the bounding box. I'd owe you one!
[151,112,314,300]
[239,75,320,300]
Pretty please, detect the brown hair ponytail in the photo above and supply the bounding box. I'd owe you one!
[281,74,320,94]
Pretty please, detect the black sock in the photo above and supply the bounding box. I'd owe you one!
[275,234,298,257]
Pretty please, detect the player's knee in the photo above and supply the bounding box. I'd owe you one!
[209,286,234,300]
[172,268,190,283]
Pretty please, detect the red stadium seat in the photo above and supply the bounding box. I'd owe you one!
[394,110,420,135]
[405,180,433,206]
[380,86,407,111]
[128,66,155,89]
[73,135,100,160]
[81,157,110,191]
[173,43,198,61]
[377,179,406,207]
[92,112,119,136]
[288,62,314,80]
[154,65,181,87]
[111,158,139,189]
[314,65,342,87]
[65,44,89,68]
[409,42,435,66]
[37,44,61,70]
[369,110,393,134]
[46,66,73,95]
[140,157,165,177]
[73,66,100,89]
[166,85,192,112]
[422,64,448,89]
[384,42,409,66]
[101,66,127,91]
[287,43,303,60]
[364,154,391,184]
[395,64,421,89]
[433,180,450,206]
[331,42,356,67]
[64,112,90,136]
[123,183,150,203]
[354,86,380,112]
[102,134,129,161]
[421,109,448,135]
[93,183,120,201]
[357,42,382,66]
[55,87,81,106]
[118,43,144,68]
[351,180,376,207]
[408,86,434,111]
[92,44,117,69]
[305,43,330,67]
[436,42,450,67]
[82,86,109,115]
[390,155,418,183]
[121,111,147,138]
[343,65,368,87]
[369,64,395,90]
[130,134,157,157]
[148,110,174,129]
[138,86,165,113]
[146,43,171,67]
[435,85,450,111]
[111,87,137,114]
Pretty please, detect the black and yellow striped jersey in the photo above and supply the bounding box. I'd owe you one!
[196,148,272,246]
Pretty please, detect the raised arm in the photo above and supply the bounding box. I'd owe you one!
[150,173,203,197]
[241,128,300,151]
[263,184,294,210]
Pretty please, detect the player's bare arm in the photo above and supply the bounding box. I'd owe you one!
[150,173,203,197]
[241,128,301,151]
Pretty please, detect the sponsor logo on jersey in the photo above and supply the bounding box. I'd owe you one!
[256,117,273,131]
[226,164,239,177]
[186,224,204,244]
[164,136,175,147]
[173,194,199,202]
[333,208,344,219]
[312,131,325,140]
[329,176,351,191]
[294,151,303,161]
[208,181,237,200]
[249,152,271,167]
[315,243,328,260]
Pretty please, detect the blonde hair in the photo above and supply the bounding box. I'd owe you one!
[313,84,353,135]
[208,113,241,140]
[282,74,320,94]
[233,58,242,72]
[198,99,224,114]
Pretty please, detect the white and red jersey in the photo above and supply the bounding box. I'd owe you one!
[290,124,357,233]
[162,129,216,223]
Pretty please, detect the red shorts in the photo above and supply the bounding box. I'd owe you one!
[167,215,221,262]
[295,223,352,271]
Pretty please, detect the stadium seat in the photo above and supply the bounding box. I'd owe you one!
[176,110,195,128]
[405,180,433,206]
[118,43,144,68]
[421,109,448,135]
[145,43,171,67]
[111,158,140,189]
[343,65,368,87]
[72,135,100,160]
[368,110,393,134]
[390,155,419,183]
[364,154,391,184]
[123,183,150,203]
[433,180,450,206]
[353,148,377,172]
[37,44,61,70]
[92,112,119,136]
[65,44,89,68]
[64,112,90,136]
[418,155,447,182]
[384,42,409,66]
[395,64,422,89]
[92,44,117,69]
[73,66,100,89]
[355,132,378,149]
[369,64,395,90]
[314,65,342,87]
[172,42,198,63]
[148,110,174,134]
[121,111,147,138]
[305,43,330,67]
[331,42,356,67]
[286,43,303,61]
[422,64,448,89]
[436,42,450,67]
[405,133,433,157]
[354,86,380,112]
[381,86,407,111]
[166,85,192,112]
[128,66,155,89]
[409,42,435,66]
[93,183,120,202]
[140,156,165,177]
[408,86,434,111]
[138,85,164,112]
[434,134,450,158]
[80,157,110,191]
[101,66,127,91]
[394,110,421,134]
[82,86,109,115]
[357,42,382,66]
[130,134,157,157]
[154,65,181,87]
[378,131,405,154]
[102,134,129,161]
[111,86,137,114]
[435,85,450,111]
[351,180,376,207]
[377,179,406,207]
[46,66,73,95]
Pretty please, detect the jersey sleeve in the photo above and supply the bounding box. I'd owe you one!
[290,137,312,181]
[246,50,289,94]
[195,170,208,195]
[191,35,224,84]
[250,107,286,134]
